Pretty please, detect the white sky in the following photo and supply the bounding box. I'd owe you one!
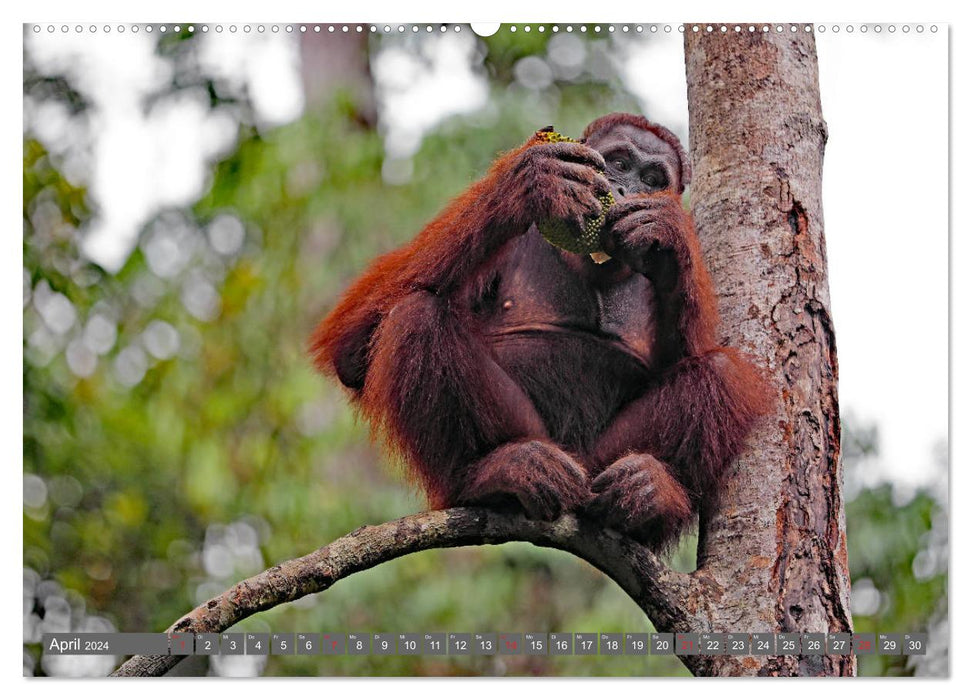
[25,28,304,271]
[23,25,948,491]
[817,29,948,490]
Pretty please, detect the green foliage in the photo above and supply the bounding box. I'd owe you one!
[836,415,948,677]
[480,28,552,81]
[846,485,946,676]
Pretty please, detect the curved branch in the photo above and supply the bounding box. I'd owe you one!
[112,507,694,677]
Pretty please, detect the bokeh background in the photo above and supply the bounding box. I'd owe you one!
[22,23,948,677]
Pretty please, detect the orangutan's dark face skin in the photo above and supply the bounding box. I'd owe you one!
[585,123,682,200]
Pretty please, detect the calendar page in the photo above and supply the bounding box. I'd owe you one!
[21,16,948,680]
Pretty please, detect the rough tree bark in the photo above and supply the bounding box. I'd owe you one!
[684,25,854,675]
[112,26,852,678]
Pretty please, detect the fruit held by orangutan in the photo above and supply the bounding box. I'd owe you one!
[534,129,614,256]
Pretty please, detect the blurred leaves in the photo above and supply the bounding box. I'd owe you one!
[841,417,948,677]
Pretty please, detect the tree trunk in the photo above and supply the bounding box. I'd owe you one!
[299,30,376,125]
[683,26,854,676]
